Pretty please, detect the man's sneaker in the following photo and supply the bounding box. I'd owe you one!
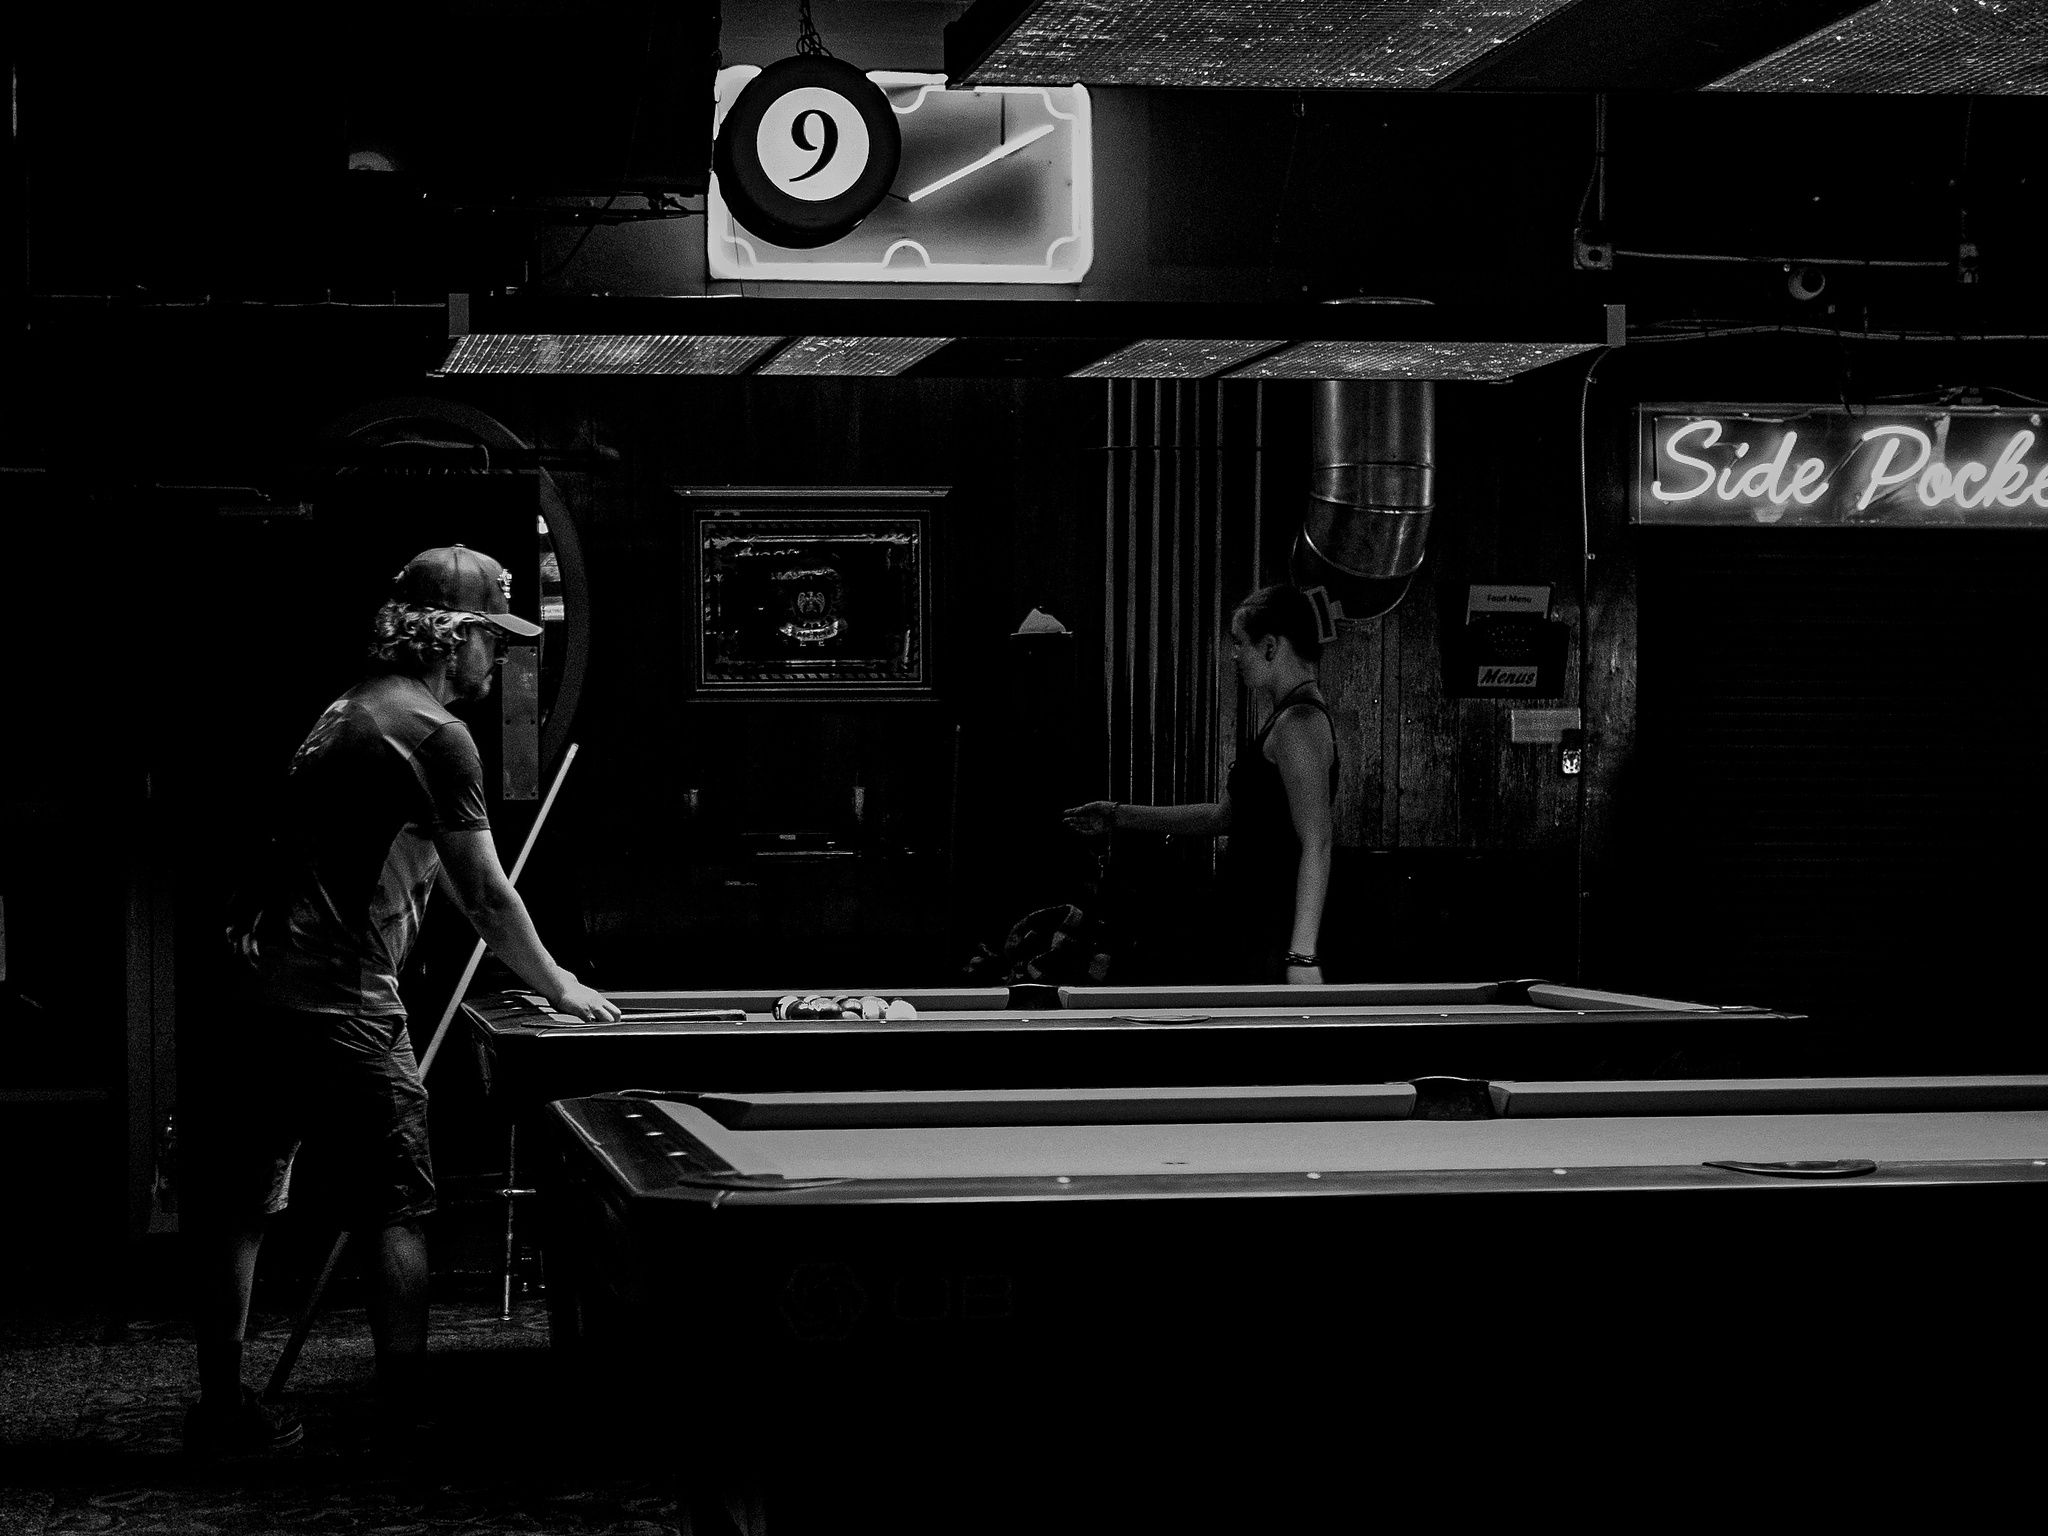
[183,1385,305,1457]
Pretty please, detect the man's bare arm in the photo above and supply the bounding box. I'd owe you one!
[433,829,620,1022]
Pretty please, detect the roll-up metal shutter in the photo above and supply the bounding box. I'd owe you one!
[1630,529,2048,1029]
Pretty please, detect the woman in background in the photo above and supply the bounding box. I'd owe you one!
[1066,584,1337,983]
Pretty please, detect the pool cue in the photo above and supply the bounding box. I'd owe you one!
[420,740,581,1078]
[262,1228,349,1404]
[263,742,582,1404]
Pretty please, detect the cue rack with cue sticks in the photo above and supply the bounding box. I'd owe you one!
[264,743,582,1405]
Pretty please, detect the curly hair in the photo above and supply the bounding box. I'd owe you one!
[367,601,477,675]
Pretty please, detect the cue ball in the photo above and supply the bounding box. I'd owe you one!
[884,999,916,1021]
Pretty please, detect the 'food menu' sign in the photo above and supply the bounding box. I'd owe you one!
[1636,405,2048,527]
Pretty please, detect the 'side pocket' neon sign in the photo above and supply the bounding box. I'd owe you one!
[1635,405,2048,527]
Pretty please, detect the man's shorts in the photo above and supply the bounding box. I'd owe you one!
[183,1002,435,1229]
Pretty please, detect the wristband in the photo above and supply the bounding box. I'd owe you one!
[1285,951,1320,968]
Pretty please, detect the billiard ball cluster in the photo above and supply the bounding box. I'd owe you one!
[773,994,918,1021]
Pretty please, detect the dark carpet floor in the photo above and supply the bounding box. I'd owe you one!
[0,1299,680,1536]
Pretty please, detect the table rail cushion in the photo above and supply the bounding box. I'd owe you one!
[685,1083,1419,1129]
[601,987,1012,1013]
[1058,982,1505,1010]
[1490,1075,2048,1117]
[1522,985,1719,1012]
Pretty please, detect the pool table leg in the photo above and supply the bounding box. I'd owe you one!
[497,1124,528,1323]
[529,1126,588,1356]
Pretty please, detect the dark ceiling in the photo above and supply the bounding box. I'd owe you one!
[1711,0,2048,93]
[946,0,2048,94]
[10,2,2043,385]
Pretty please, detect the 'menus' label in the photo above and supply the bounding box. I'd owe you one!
[1446,610,1569,699]
[1476,664,1539,689]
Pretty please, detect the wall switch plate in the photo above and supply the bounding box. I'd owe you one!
[1559,727,1585,776]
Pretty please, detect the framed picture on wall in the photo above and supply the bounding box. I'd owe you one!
[678,487,947,700]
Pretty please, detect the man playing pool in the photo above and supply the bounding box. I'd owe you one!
[183,545,619,1455]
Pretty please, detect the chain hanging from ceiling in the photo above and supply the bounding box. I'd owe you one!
[796,0,833,57]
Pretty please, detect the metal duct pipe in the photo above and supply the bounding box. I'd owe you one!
[1299,379,1435,581]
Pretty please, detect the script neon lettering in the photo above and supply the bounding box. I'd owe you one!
[1653,417,2048,518]
[1856,426,1932,510]
[1903,432,2047,510]
[1986,431,2037,507]
[1715,442,1753,500]
[1787,456,1829,504]
[1652,421,1722,501]
[1731,432,1805,504]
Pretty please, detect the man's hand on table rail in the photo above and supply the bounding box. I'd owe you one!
[549,979,622,1023]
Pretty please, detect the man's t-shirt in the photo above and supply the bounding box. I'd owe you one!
[235,673,491,1016]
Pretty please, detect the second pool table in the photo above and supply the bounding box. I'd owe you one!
[462,978,1812,1112]
[542,1073,2048,1533]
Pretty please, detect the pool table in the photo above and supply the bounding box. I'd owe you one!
[542,1075,2048,1531]
[462,978,1817,1113]
[468,978,1815,1330]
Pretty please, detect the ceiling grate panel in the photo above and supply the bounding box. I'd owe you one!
[957,1,1573,89]
[436,334,784,376]
[1711,0,2048,94]
[1070,339,1287,379]
[755,336,954,377]
[1226,340,1596,381]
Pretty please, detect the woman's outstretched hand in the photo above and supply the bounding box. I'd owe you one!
[1062,801,1117,837]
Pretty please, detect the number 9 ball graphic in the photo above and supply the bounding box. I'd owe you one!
[713,56,903,249]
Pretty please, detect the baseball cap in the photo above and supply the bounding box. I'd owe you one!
[391,546,543,639]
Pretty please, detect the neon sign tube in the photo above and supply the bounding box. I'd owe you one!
[1649,414,2048,522]
[1856,426,1931,511]
[1653,421,1830,507]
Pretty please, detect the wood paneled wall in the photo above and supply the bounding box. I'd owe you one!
[483,375,1109,982]
[451,369,1628,985]
[1274,372,1624,981]
[1262,372,1624,855]
[1101,379,1267,817]
[1094,372,1623,982]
